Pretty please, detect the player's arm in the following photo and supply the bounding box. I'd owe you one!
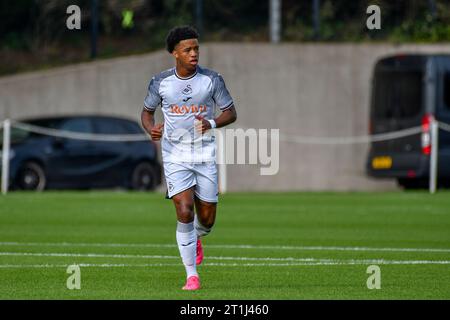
[141,108,164,141]
[195,105,237,134]
[196,73,237,133]
[214,105,237,128]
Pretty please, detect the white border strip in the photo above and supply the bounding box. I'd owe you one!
[11,121,150,142]
[278,126,422,144]
[439,121,450,132]
[1,252,450,265]
[1,241,450,253]
[8,120,450,144]
[1,260,450,269]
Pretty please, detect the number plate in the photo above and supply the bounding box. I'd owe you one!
[372,156,392,169]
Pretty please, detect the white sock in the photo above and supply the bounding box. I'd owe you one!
[194,214,211,238]
[176,221,198,279]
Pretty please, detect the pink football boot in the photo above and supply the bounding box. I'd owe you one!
[182,276,201,291]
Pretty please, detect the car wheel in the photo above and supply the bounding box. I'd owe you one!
[131,162,158,191]
[16,162,46,191]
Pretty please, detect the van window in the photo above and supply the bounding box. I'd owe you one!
[444,72,450,110]
[373,70,423,119]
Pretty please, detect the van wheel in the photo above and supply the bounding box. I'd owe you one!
[16,162,46,191]
[397,178,428,189]
[130,162,158,191]
[441,179,450,189]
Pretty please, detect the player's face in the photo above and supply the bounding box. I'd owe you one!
[173,39,199,70]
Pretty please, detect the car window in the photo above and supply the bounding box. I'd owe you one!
[1,119,64,145]
[122,121,145,134]
[0,127,31,146]
[60,118,93,133]
[93,119,131,135]
[27,118,62,129]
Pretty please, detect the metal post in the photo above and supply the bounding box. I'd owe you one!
[429,119,438,194]
[428,0,437,20]
[90,0,98,59]
[270,0,281,43]
[217,129,227,194]
[1,119,11,195]
[313,0,320,40]
[195,0,203,39]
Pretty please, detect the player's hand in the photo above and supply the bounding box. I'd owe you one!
[150,123,164,141]
[195,115,211,134]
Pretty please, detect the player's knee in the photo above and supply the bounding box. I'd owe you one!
[197,212,215,230]
[202,216,215,229]
[177,203,194,222]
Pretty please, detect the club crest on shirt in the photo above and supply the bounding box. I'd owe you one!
[182,85,193,95]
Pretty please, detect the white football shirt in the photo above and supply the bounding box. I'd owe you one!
[144,66,234,163]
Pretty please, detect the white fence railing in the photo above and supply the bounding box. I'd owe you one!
[2,119,449,195]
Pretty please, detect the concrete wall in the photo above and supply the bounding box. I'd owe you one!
[2,43,450,191]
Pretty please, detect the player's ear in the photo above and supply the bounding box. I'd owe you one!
[172,44,179,59]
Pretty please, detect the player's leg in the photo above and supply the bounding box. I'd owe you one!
[172,187,201,290]
[172,186,196,223]
[194,196,217,237]
[192,161,219,265]
[193,197,216,265]
[164,162,200,290]
[193,161,218,233]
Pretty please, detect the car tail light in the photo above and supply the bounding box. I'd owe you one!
[368,120,373,135]
[421,113,433,155]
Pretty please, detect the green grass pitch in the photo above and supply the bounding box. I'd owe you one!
[0,191,449,299]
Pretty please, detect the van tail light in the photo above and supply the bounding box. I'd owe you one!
[407,170,416,178]
[421,113,433,155]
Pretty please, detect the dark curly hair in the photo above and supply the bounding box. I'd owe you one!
[166,26,199,53]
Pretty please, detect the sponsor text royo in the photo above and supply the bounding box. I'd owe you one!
[170,104,207,114]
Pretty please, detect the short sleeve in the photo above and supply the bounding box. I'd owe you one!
[144,77,162,111]
[213,74,234,111]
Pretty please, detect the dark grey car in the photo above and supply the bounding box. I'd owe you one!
[1,115,161,191]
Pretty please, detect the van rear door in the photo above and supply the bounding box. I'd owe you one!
[435,56,450,178]
[368,55,429,177]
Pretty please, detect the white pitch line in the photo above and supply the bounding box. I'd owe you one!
[1,252,450,266]
[0,263,181,269]
[1,259,450,269]
[0,252,357,262]
[0,242,176,248]
[1,241,450,253]
[0,252,180,260]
